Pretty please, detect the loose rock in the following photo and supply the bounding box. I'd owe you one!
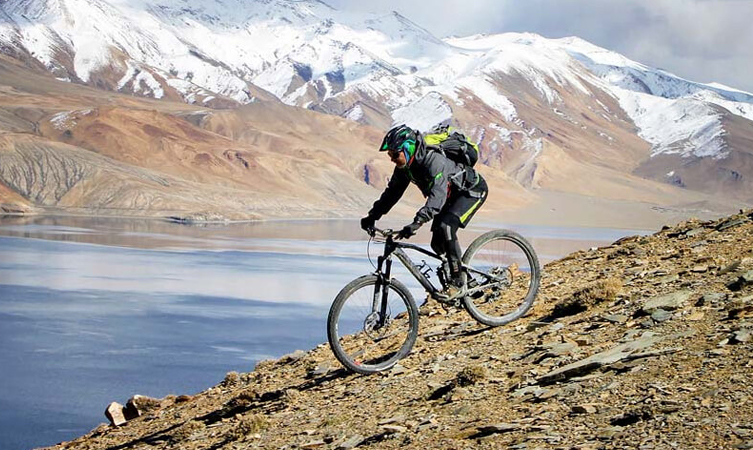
[538,332,663,384]
[642,291,693,314]
[43,209,753,450]
[104,402,127,427]
[728,270,753,291]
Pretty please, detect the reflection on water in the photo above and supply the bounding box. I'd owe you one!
[0,215,368,252]
[0,215,649,262]
[0,215,649,450]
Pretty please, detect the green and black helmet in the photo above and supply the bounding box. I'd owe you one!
[380,124,418,163]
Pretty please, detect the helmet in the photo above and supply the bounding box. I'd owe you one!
[380,124,418,162]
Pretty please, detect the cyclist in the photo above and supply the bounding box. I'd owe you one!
[360,124,488,299]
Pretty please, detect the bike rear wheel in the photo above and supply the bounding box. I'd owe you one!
[462,229,540,327]
[327,275,419,374]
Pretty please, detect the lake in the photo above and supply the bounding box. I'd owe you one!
[0,215,649,450]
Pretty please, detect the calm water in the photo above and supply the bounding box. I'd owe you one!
[0,216,648,450]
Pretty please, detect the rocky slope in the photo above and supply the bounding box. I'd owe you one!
[43,209,753,450]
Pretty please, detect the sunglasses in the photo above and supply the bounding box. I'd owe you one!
[387,141,415,158]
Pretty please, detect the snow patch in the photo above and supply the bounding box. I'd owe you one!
[391,92,452,131]
[254,61,296,99]
[456,77,517,121]
[490,123,512,143]
[612,88,728,159]
[50,109,92,130]
[524,137,543,155]
[344,104,364,122]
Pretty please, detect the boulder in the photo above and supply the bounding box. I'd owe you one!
[651,309,673,322]
[476,423,521,434]
[571,404,598,414]
[700,293,728,306]
[105,402,127,427]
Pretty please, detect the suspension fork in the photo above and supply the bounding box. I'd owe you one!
[373,254,394,327]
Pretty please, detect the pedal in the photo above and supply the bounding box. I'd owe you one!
[435,295,462,310]
[432,287,465,309]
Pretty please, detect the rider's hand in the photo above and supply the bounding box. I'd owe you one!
[360,215,376,232]
[397,221,421,239]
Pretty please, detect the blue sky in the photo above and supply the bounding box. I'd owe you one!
[327,0,753,94]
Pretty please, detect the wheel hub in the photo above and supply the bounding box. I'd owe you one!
[363,311,389,340]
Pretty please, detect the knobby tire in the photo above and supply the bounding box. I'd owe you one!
[461,229,540,327]
[327,275,419,374]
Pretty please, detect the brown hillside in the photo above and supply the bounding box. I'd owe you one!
[634,112,753,204]
[0,53,744,228]
[44,209,753,450]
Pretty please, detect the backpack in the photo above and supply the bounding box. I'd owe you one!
[423,124,479,168]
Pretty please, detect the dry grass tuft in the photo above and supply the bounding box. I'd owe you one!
[456,365,487,387]
[174,395,193,404]
[227,414,268,441]
[222,371,241,388]
[130,395,161,413]
[226,387,261,409]
[552,277,623,318]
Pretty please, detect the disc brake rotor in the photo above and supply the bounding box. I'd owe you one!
[363,311,389,340]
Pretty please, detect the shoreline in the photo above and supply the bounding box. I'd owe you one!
[1,189,745,233]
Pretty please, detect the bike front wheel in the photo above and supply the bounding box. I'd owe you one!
[462,229,540,327]
[327,275,419,374]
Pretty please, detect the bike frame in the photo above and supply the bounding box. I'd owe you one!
[369,229,506,323]
[375,235,443,296]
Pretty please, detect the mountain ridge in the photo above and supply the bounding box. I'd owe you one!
[1,0,752,223]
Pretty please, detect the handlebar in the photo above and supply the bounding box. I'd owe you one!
[366,227,396,239]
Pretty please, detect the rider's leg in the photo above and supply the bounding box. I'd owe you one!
[444,216,464,286]
[433,213,464,288]
[440,177,489,297]
[430,220,445,256]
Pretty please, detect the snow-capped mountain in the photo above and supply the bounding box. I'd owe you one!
[2,0,753,202]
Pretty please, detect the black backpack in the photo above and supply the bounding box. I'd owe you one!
[423,124,479,167]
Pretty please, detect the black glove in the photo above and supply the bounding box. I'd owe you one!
[397,221,422,239]
[360,215,376,231]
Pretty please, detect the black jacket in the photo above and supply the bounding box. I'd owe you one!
[368,143,481,224]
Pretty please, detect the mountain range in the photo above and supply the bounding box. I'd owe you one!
[1,0,752,226]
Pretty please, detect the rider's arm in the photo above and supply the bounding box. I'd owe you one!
[413,155,452,224]
[367,168,410,220]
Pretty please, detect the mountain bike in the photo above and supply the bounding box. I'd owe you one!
[327,227,540,374]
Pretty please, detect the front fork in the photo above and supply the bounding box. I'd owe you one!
[371,255,393,328]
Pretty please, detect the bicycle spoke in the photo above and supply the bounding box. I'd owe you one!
[328,276,418,373]
[462,230,540,326]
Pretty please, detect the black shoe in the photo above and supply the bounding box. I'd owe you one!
[441,277,467,301]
